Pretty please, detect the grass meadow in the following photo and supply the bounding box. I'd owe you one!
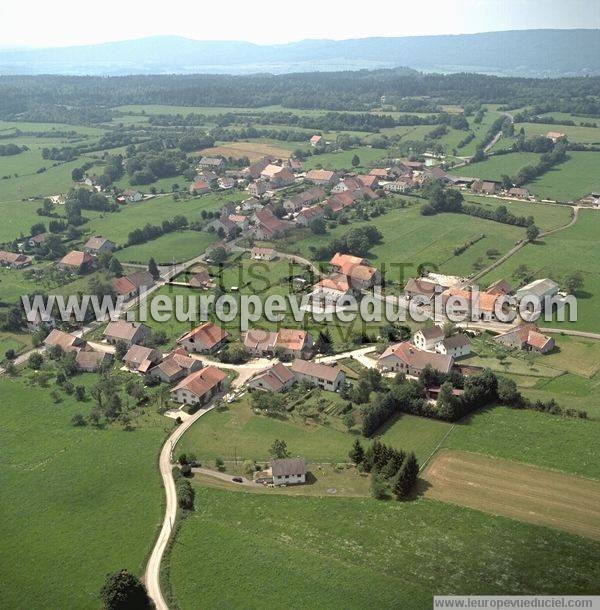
[450,152,541,181]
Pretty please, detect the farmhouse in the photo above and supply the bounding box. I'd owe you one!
[177,322,229,354]
[245,157,271,180]
[247,180,268,197]
[243,328,313,359]
[324,191,356,213]
[329,253,380,290]
[383,179,414,193]
[404,277,441,301]
[123,344,162,373]
[83,236,116,255]
[260,164,294,188]
[0,250,32,269]
[104,321,151,347]
[57,250,94,274]
[170,365,226,405]
[25,232,49,249]
[188,270,214,289]
[436,334,471,358]
[198,157,225,171]
[305,169,337,186]
[312,275,353,302]
[44,329,86,353]
[75,350,109,372]
[516,278,560,309]
[471,180,498,195]
[112,270,155,300]
[253,208,292,240]
[150,348,203,383]
[546,131,566,142]
[309,134,324,148]
[290,359,345,391]
[357,174,378,189]
[494,323,555,354]
[296,205,325,227]
[441,286,503,322]
[486,278,513,296]
[508,187,530,199]
[250,247,276,261]
[283,187,325,213]
[413,326,445,351]
[378,342,453,375]
[122,189,143,203]
[271,458,306,485]
[369,168,389,179]
[189,180,210,195]
[228,214,249,231]
[247,362,297,392]
[218,177,235,190]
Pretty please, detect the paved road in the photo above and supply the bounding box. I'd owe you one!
[144,402,217,610]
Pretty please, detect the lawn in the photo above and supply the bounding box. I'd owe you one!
[167,487,600,609]
[115,230,216,264]
[450,152,541,181]
[481,209,600,333]
[526,151,600,202]
[303,147,387,170]
[0,374,169,609]
[443,405,600,480]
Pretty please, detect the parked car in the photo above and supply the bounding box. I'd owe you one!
[232,477,243,483]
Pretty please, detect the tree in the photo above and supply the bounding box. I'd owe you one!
[497,376,520,404]
[342,412,355,430]
[370,472,387,499]
[147,257,160,280]
[393,452,419,500]
[351,154,360,167]
[309,217,327,235]
[563,272,584,295]
[100,569,153,610]
[28,352,43,370]
[115,341,128,361]
[349,439,365,464]
[526,224,539,242]
[269,439,290,459]
[109,257,124,277]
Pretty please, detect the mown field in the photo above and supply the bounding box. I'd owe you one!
[515,121,600,145]
[201,140,294,161]
[482,209,600,333]
[0,375,168,609]
[450,152,541,181]
[167,486,600,609]
[303,146,387,170]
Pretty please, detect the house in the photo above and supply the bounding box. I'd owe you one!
[357,174,378,189]
[189,180,211,195]
[436,334,471,358]
[112,270,155,300]
[150,348,203,383]
[0,250,32,269]
[250,247,276,261]
[57,250,94,274]
[494,323,555,354]
[210,216,237,238]
[329,253,380,290]
[104,321,151,347]
[170,365,226,405]
[245,157,272,180]
[486,279,512,296]
[253,208,292,240]
[508,187,530,199]
[271,458,306,485]
[369,168,389,179]
[75,350,109,372]
[401,160,424,171]
[309,134,324,149]
[260,164,295,188]
[26,232,49,248]
[287,158,303,172]
[177,322,229,354]
[83,236,116,256]
[312,275,353,302]
[228,214,249,231]
[283,187,325,213]
[330,252,364,273]
[413,326,445,351]
[383,179,413,193]
[122,189,143,203]
[123,344,162,373]
[198,157,225,171]
[441,286,503,322]
[422,166,450,183]
[247,180,268,197]
[404,277,441,301]
[516,278,559,309]
[243,328,313,359]
[547,131,566,143]
[196,170,218,183]
[188,270,213,290]
[291,359,346,391]
[248,362,297,392]
[296,205,325,227]
[218,177,235,190]
[378,342,453,375]
[471,180,498,195]
[332,177,362,193]
[44,329,86,353]
[324,191,356,213]
[304,169,337,186]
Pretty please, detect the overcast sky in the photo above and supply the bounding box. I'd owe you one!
[1,0,599,48]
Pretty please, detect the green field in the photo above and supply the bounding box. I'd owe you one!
[482,209,600,333]
[115,230,216,264]
[167,487,600,609]
[515,121,600,145]
[0,375,168,609]
[303,147,387,170]
[526,151,600,202]
[450,152,541,181]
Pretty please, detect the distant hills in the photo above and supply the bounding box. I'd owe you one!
[1,30,599,77]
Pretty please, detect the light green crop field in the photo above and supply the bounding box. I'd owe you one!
[443,405,600,480]
[482,209,600,333]
[515,122,600,145]
[0,375,168,609]
[115,230,216,264]
[450,152,541,181]
[167,487,600,609]
[526,151,600,201]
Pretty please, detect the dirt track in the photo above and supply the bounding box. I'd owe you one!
[422,450,600,541]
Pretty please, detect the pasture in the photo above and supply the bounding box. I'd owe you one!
[423,450,600,540]
[303,147,387,170]
[167,487,600,610]
[450,152,541,181]
[0,375,168,609]
[515,121,600,145]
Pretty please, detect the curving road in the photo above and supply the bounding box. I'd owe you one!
[144,402,217,610]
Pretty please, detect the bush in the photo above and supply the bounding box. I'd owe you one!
[71,413,86,427]
[176,478,195,510]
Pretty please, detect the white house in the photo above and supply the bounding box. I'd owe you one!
[435,334,471,358]
[290,359,345,391]
[413,326,445,351]
[271,458,306,485]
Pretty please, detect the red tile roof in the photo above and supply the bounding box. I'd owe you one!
[178,322,229,350]
[171,365,226,398]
